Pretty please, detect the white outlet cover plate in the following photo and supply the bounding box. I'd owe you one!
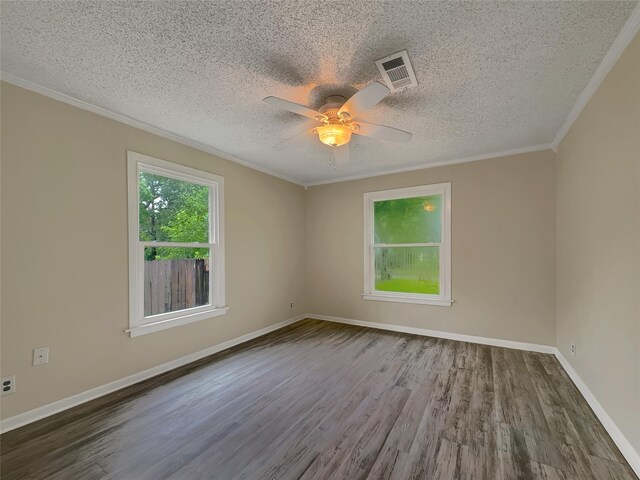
[33,347,49,366]
[2,376,16,395]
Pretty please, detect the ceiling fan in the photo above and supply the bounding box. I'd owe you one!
[263,82,413,165]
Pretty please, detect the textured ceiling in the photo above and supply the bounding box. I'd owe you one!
[1,1,637,184]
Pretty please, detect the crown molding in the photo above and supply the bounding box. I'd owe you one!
[0,73,556,189]
[0,72,305,187]
[304,144,554,187]
[552,3,640,149]
[3,3,638,188]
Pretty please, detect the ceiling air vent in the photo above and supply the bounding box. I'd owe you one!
[375,50,418,93]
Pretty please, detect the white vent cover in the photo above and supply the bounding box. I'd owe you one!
[375,50,418,92]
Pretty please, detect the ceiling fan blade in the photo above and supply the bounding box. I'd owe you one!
[263,96,327,121]
[272,126,316,150]
[353,121,413,143]
[338,82,390,120]
[331,145,350,164]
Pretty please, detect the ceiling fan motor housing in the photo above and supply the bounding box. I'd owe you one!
[319,95,347,118]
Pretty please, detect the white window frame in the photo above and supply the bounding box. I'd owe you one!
[126,151,227,337]
[363,182,452,306]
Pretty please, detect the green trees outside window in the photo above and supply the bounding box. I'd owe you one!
[139,172,210,260]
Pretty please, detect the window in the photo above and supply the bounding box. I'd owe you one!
[127,151,226,336]
[363,183,451,306]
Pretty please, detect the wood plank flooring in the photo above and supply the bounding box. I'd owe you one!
[1,319,636,480]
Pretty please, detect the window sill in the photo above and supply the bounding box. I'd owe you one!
[127,307,229,337]
[362,293,452,306]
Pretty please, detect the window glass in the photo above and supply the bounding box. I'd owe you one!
[139,172,209,243]
[373,195,442,244]
[374,246,439,294]
[143,247,210,316]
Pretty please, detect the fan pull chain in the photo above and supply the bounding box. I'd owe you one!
[329,150,336,168]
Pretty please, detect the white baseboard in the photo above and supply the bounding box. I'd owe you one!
[554,351,640,477]
[3,313,638,477]
[307,313,556,353]
[309,313,639,474]
[310,313,639,475]
[0,314,306,434]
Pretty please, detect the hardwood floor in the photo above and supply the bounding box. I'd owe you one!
[1,319,636,480]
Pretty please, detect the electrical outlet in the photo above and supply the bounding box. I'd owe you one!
[33,347,49,366]
[290,302,294,309]
[2,376,16,395]
[571,343,576,357]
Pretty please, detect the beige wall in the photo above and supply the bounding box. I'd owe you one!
[0,82,308,419]
[306,150,557,346]
[556,33,640,452]
[1,33,637,454]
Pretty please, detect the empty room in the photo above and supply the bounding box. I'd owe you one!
[1,1,639,479]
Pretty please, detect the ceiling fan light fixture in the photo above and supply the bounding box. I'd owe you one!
[316,124,352,147]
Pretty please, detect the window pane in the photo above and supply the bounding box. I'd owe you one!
[375,246,439,294]
[139,172,209,243]
[374,195,441,244]
[144,247,210,317]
